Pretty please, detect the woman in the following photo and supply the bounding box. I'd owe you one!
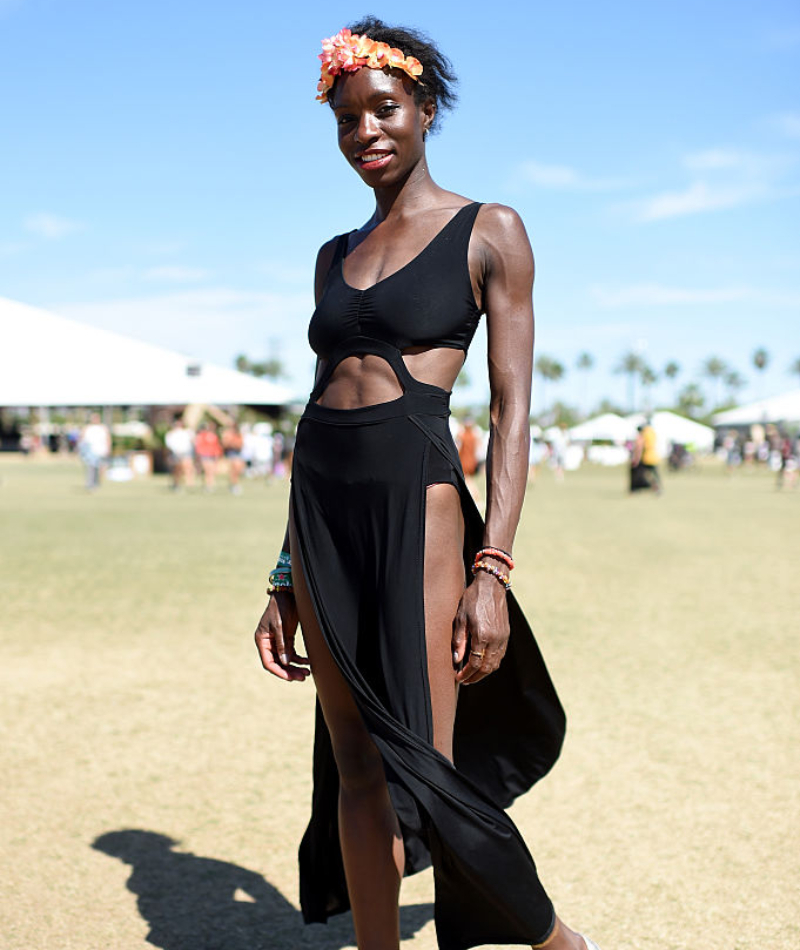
[254,18,600,950]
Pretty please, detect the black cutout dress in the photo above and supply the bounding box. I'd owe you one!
[292,203,566,949]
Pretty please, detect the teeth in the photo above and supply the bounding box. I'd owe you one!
[360,153,387,163]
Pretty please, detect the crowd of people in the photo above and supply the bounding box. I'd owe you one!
[721,423,799,488]
[163,417,292,493]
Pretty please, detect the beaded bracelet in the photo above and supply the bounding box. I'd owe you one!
[267,584,294,596]
[474,546,514,572]
[267,550,293,593]
[471,559,512,590]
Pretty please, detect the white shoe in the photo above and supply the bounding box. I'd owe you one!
[580,936,602,950]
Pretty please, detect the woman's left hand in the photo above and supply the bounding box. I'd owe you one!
[452,572,510,685]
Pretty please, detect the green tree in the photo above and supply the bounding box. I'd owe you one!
[702,356,728,408]
[534,355,565,414]
[724,369,746,403]
[677,382,705,419]
[752,348,769,399]
[575,351,594,415]
[789,356,800,382]
[234,354,286,380]
[640,364,658,412]
[663,360,681,404]
[615,350,646,411]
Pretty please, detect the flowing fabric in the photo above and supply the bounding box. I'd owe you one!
[292,334,567,949]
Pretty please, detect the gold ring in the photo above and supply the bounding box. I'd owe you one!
[470,650,485,659]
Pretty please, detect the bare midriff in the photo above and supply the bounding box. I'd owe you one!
[315,347,466,410]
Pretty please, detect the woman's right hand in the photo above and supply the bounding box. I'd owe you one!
[254,591,310,682]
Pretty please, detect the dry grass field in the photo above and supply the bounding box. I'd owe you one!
[1,454,797,950]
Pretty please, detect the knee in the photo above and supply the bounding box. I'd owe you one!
[331,731,386,796]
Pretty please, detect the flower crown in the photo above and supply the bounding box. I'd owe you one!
[317,28,423,103]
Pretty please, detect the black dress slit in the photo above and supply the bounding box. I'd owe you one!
[291,336,566,950]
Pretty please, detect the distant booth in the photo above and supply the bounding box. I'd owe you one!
[0,297,295,473]
[713,390,800,431]
[563,411,714,468]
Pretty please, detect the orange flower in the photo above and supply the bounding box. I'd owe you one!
[316,29,423,103]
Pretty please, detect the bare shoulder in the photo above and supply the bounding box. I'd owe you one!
[475,203,531,249]
[473,203,534,283]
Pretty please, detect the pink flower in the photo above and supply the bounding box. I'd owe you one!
[315,29,423,103]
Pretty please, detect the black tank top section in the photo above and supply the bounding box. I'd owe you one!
[308,202,483,358]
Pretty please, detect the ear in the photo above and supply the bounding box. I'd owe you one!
[421,97,436,137]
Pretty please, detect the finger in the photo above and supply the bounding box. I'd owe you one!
[456,644,489,685]
[451,613,468,667]
[254,627,293,681]
[271,620,289,668]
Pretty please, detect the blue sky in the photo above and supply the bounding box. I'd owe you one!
[1,0,798,412]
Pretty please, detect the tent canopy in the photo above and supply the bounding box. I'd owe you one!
[0,297,293,408]
[568,413,634,443]
[566,410,715,456]
[627,411,714,455]
[713,390,800,427]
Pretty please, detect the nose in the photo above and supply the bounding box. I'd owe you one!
[354,111,379,145]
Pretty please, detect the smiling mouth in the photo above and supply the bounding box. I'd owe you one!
[357,151,391,165]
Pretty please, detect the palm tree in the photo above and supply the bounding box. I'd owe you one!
[234,353,287,380]
[677,382,705,419]
[640,364,658,412]
[702,356,728,409]
[534,355,565,415]
[615,350,646,412]
[663,360,681,406]
[575,352,594,415]
[752,348,769,399]
[724,370,746,404]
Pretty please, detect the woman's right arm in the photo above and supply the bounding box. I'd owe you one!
[253,236,340,682]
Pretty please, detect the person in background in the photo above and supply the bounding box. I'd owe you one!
[631,420,661,494]
[221,421,246,494]
[165,416,195,491]
[549,423,569,483]
[78,412,111,491]
[194,422,222,492]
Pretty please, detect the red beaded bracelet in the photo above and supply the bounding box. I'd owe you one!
[474,546,514,571]
[471,560,512,590]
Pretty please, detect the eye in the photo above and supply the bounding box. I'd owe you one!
[336,113,356,126]
[377,103,399,117]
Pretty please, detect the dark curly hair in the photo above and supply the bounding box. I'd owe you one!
[327,16,458,134]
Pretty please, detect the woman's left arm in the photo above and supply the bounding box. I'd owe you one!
[454,204,534,685]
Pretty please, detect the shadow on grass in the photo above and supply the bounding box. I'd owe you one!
[92,829,434,949]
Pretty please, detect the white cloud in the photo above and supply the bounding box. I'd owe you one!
[143,266,209,283]
[24,212,83,240]
[515,160,629,191]
[682,149,748,171]
[634,180,766,221]
[592,283,800,307]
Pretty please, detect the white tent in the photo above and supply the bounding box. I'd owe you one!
[568,413,634,444]
[713,389,800,427]
[0,297,292,407]
[627,411,715,455]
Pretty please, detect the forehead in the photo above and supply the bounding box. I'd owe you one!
[331,67,416,107]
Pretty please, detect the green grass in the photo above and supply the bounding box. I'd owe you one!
[1,455,797,949]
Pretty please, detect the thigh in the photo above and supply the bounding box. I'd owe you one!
[423,483,465,762]
[288,515,381,780]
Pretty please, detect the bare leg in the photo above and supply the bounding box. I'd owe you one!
[423,489,589,950]
[290,519,404,950]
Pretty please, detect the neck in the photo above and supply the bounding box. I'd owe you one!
[370,155,446,222]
